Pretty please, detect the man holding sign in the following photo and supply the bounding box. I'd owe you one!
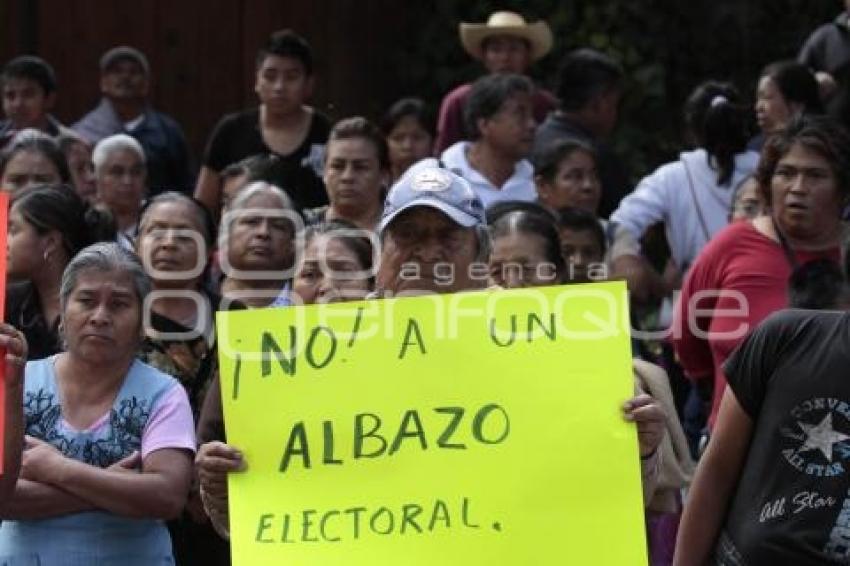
[197,162,664,564]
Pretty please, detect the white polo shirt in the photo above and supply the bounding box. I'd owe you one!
[440,142,536,210]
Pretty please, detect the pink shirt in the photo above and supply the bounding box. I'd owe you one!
[59,384,196,459]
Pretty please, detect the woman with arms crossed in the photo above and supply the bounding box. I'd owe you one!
[0,242,195,564]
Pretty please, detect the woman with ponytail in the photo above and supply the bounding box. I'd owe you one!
[5,183,115,359]
[610,81,758,274]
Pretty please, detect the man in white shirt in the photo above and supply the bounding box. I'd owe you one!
[440,74,537,210]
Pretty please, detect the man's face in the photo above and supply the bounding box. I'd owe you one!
[377,207,480,295]
[255,55,314,115]
[479,92,536,160]
[482,35,531,74]
[2,77,52,130]
[100,59,149,102]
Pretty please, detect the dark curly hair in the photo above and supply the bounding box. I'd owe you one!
[755,115,850,208]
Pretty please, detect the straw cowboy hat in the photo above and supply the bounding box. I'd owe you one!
[459,11,553,61]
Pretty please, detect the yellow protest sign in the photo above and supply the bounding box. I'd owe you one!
[217,281,647,565]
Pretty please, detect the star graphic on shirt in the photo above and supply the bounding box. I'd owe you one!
[797,413,850,462]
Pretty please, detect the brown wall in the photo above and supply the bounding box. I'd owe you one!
[1,0,422,160]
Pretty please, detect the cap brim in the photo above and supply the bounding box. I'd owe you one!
[379,199,480,235]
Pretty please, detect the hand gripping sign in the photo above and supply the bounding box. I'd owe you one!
[216,281,648,565]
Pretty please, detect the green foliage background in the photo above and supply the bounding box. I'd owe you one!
[389,0,838,181]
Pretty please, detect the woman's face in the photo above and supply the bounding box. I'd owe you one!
[756,77,797,134]
[226,191,295,274]
[560,228,604,283]
[62,269,142,365]
[771,142,844,241]
[1,149,61,193]
[387,116,432,175]
[96,148,146,216]
[489,231,559,289]
[292,234,371,304]
[66,141,96,202]
[7,206,52,280]
[535,149,601,213]
[730,177,765,221]
[323,138,384,213]
[137,200,207,290]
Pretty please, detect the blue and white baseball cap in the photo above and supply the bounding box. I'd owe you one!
[378,159,486,234]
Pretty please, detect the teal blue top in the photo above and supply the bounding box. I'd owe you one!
[0,357,181,565]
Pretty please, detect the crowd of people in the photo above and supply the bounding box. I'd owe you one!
[0,5,850,565]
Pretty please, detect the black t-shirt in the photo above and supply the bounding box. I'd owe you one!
[718,309,850,565]
[202,107,330,210]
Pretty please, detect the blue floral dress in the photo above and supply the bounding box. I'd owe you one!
[0,357,179,565]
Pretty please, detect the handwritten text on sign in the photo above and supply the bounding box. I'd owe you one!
[217,282,647,565]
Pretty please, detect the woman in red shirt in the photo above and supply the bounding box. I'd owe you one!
[672,115,849,431]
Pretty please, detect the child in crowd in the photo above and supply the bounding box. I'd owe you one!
[380,97,433,184]
[556,206,608,283]
[195,30,330,214]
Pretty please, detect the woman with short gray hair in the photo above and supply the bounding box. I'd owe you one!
[92,133,146,171]
[93,134,147,248]
[0,241,195,564]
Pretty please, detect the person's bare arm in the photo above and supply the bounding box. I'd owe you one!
[673,387,753,566]
[24,439,193,520]
[194,166,222,216]
[1,450,140,519]
[0,324,26,505]
[0,479,93,519]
